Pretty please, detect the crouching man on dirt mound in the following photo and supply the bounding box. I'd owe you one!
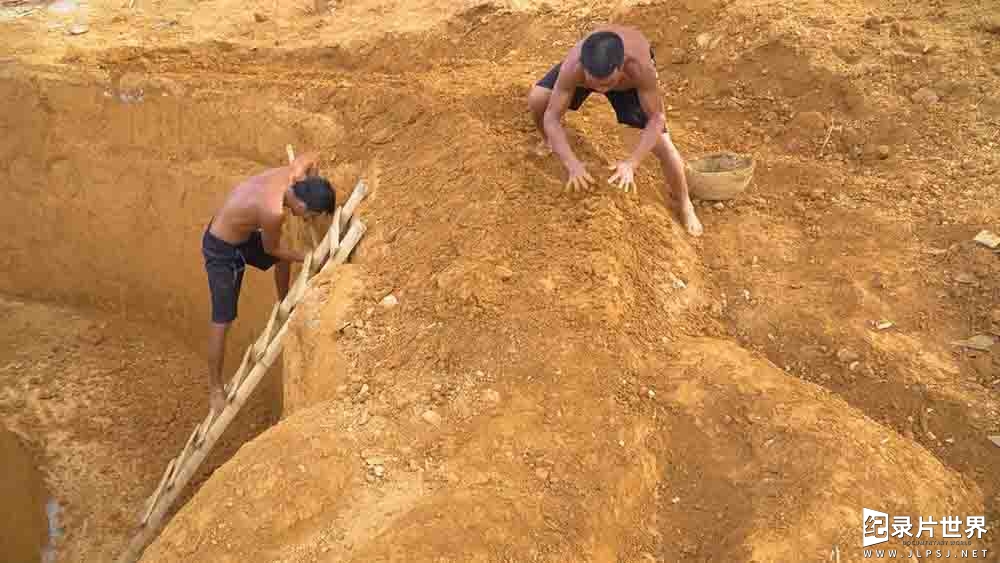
[528,25,704,236]
[202,152,335,416]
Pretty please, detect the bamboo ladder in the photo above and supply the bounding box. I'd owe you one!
[116,151,369,563]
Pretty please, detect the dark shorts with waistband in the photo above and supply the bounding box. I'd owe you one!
[202,223,280,324]
[536,47,666,131]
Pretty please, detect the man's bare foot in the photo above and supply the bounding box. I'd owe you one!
[668,196,704,237]
[210,387,227,417]
[681,203,704,237]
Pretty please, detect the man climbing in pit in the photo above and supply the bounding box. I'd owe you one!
[202,151,335,416]
[527,25,703,236]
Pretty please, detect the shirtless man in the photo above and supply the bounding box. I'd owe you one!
[527,25,703,236]
[201,152,335,415]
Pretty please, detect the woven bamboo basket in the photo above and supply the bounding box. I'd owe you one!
[685,151,756,201]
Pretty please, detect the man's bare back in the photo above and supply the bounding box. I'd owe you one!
[209,168,289,246]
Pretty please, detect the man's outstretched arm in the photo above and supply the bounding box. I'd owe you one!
[543,82,580,169]
[543,69,594,190]
[259,212,305,263]
[628,71,667,168]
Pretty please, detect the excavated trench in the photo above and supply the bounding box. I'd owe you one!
[0,71,318,560]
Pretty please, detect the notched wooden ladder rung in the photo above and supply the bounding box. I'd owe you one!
[140,457,176,526]
[252,303,281,361]
[194,409,216,448]
[169,422,203,488]
[278,250,314,319]
[331,216,367,266]
[227,345,255,402]
[339,179,367,233]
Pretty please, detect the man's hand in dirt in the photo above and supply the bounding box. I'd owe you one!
[608,160,638,195]
[566,161,595,192]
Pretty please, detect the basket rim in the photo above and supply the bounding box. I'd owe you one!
[686,152,756,176]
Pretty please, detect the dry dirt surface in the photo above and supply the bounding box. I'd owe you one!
[0,297,282,561]
[2,0,1000,561]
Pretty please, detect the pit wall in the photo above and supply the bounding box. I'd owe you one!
[0,71,345,368]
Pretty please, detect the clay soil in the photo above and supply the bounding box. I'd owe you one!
[1,0,999,562]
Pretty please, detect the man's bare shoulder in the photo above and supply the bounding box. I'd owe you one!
[244,166,287,187]
[556,43,584,84]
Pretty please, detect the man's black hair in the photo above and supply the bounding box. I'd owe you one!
[580,31,625,78]
[292,176,335,213]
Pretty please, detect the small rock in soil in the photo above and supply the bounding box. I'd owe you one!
[421,409,442,426]
[380,294,399,308]
[837,348,860,363]
[954,272,977,285]
[354,384,370,403]
[978,17,1000,34]
[911,87,939,105]
[482,389,500,405]
[952,334,997,352]
[973,230,1000,249]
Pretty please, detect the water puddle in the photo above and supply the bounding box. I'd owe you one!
[0,427,60,563]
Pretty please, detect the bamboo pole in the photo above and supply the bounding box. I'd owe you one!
[339,179,367,232]
[278,250,314,320]
[331,216,366,266]
[330,206,342,250]
[310,227,332,269]
[226,345,255,402]
[116,323,292,563]
[193,409,216,448]
[251,303,281,362]
[140,457,176,526]
[309,204,344,272]
[167,423,203,491]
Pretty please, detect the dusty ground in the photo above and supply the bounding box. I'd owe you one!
[1,0,999,561]
[0,296,283,561]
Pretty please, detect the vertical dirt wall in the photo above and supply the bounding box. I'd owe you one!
[0,72,340,362]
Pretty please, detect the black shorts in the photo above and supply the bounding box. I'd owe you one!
[202,223,279,324]
[535,48,665,131]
